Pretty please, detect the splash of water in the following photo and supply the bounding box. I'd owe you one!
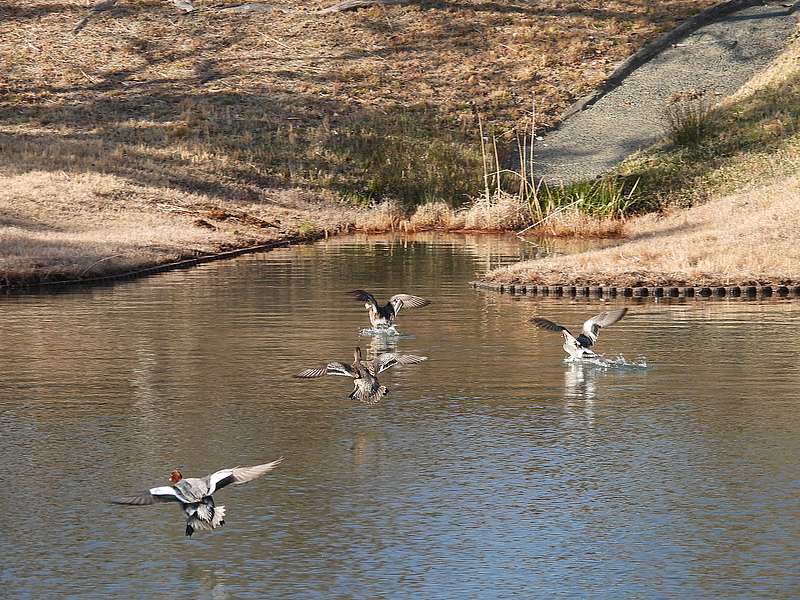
[564,354,648,370]
[359,325,406,337]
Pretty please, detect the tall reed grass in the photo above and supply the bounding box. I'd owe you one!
[408,100,649,235]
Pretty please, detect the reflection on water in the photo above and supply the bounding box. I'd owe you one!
[1,233,799,599]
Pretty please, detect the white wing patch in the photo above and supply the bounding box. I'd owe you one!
[207,469,234,495]
[149,486,190,503]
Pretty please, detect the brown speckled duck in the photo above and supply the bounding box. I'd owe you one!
[295,346,427,403]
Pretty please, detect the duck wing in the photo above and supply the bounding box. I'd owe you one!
[207,458,284,494]
[530,317,569,333]
[349,290,379,309]
[294,362,356,378]
[389,294,430,315]
[372,353,428,375]
[110,486,186,506]
[581,308,628,341]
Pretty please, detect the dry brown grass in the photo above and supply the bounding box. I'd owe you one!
[535,209,627,238]
[0,0,719,284]
[0,170,365,283]
[401,192,530,231]
[1,0,716,202]
[486,176,800,286]
[354,199,405,232]
[405,201,458,230]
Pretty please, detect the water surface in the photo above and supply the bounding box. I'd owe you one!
[1,233,799,599]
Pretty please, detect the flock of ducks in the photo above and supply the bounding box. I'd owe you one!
[112,290,630,537]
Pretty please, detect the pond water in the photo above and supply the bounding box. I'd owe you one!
[1,233,799,599]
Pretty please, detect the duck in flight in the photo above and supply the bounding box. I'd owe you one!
[294,346,427,403]
[349,290,430,330]
[110,458,283,537]
[531,308,628,359]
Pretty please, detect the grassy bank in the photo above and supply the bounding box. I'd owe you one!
[0,0,720,285]
[2,0,716,203]
[482,33,800,288]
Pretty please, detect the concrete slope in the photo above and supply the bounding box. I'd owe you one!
[533,2,798,184]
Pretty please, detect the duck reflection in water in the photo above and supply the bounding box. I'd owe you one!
[564,361,598,402]
[563,361,600,428]
[368,332,400,355]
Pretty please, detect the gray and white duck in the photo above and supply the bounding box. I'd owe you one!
[349,290,430,330]
[531,308,628,359]
[111,458,283,537]
[294,346,427,403]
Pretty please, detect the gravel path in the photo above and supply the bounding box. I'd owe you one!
[533,2,798,184]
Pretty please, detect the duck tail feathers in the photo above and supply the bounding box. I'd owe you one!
[186,505,226,535]
[369,385,388,404]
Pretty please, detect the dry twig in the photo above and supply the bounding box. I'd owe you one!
[72,0,118,36]
[317,0,412,15]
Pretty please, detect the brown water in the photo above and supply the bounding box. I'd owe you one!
[1,233,799,599]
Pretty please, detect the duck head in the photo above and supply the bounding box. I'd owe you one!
[169,469,183,484]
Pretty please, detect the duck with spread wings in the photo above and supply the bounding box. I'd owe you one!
[531,308,628,359]
[349,290,430,330]
[111,458,283,537]
[295,347,427,403]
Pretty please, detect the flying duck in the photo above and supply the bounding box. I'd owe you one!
[111,458,283,537]
[531,308,628,359]
[349,290,430,330]
[294,346,427,403]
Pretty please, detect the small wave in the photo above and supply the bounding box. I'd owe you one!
[565,354,648,370]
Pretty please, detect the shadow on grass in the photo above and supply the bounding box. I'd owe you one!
[1,0,717,210]
[1,58,485,210]
[619,71,800,204]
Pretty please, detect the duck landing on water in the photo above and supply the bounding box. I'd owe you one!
[531,308,628,359]
[110,458,283,537]
[349,290,430,331]
[294,347,427,404]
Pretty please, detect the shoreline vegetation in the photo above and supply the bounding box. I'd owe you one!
[481,27,800,289]
[1,1,797,289]
[2,0,718,287]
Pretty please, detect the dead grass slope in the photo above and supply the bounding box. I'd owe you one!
[0,170,375,284]
[2,0,715,202]
[0,0,717,284]
[486,178,800,287]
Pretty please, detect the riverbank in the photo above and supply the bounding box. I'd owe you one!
[479,19,800,291]
[1,0,719,287]
[480,177,800,289]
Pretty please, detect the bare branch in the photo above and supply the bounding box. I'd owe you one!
[317,0,413,15]
[72,0,118,35]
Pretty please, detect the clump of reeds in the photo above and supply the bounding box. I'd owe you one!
[663,96,716,146]
[405,201,462,230]
[538,176,649,219]
[459,99,649,237]
[355,199,405,232]
[460,190,530,230]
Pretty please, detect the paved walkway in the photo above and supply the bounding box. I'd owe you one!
[533,2,798,184]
